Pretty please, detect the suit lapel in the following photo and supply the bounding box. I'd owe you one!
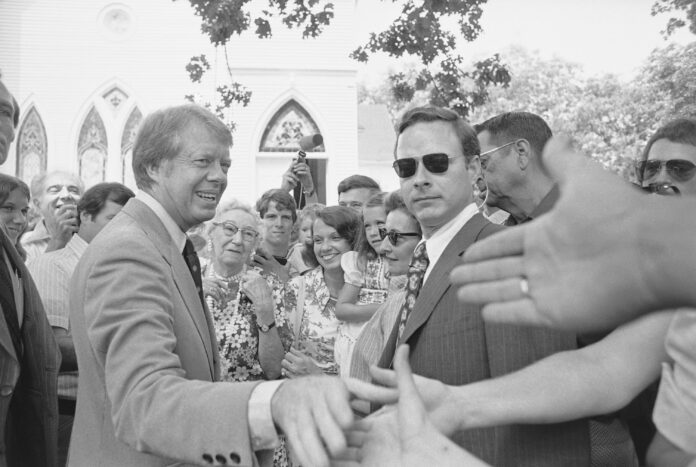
[399,213,490,344]
[0,231,20,361]
[123,200,216,379]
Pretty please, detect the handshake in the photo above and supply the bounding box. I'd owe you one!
[272,345,486,467]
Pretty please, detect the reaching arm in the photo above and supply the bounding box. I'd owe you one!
[335,282,381,322]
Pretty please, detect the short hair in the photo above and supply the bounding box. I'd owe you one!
[30,171,84,200]
[337,175,380,196]
[314,206,362,250]
[0,78,19,128]
[396,106,479,164]
[255,189,298,223]
[76,182,134,226]
[132,104,232,190]
[474,112,552,157]
[0,174,30,207]
[364,191,386,209]
[208,198,263,238]
[384,190,421,235]
[641,118,696,163]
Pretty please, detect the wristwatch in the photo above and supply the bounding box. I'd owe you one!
[257,321,276,333]
[303,187,315,196]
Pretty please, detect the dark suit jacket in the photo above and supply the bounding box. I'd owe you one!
[0,228,60,467]
[377,212,590,467]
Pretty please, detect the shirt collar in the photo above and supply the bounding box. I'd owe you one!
[421,202,479,279]
[136,191,188,253]
[529,184,559,219]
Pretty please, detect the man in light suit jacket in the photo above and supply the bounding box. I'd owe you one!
[376,106,590,466]
[69,104,391,467]
[0,78,60,467]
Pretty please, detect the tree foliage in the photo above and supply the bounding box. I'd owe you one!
[652,0,696,36]
[180,0,511,128]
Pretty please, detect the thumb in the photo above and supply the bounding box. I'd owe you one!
[394,345,428,440]
[541,135,604,187]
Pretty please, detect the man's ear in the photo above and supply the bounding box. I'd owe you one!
[79,211,91,225]
[467,157,483,180]
[516,140,531,170]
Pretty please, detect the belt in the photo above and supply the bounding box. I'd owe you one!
[58,398,76,416]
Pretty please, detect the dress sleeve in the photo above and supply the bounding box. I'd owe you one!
[341,251,364,287]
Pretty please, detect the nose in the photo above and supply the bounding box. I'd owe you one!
[230,229,244,244]
[208,159,228,184]
[379,236,391,255]
[653,164,672,184]
[411,158,431,188]
[57,186,72,199]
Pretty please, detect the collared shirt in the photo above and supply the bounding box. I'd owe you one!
[28,233,89,399]
[20,220,51,263]
[504,184,560,226]
[421,202,480,282]
[137,191,281,451]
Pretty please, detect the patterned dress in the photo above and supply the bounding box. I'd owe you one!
[287,266,341,376]
[335,253,390,378]
[203,263,294,381]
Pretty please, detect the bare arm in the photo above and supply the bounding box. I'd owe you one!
[335,282,380,323]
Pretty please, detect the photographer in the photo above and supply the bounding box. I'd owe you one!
[280,156,318,207]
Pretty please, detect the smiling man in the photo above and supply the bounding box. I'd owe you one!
[376,106,589,466]
[68,104,387,467]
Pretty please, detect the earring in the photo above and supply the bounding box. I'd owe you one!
[207,238,213,255]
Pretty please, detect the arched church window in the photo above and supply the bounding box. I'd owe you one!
[259,100,326,204]
[120,106,142,189]
[15,106,47,184]
[259,100,325,152]
[78,106,108,188]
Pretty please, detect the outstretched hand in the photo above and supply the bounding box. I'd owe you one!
[337,345,489,467]
[450,136,670,333]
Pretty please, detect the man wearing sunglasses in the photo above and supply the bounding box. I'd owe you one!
[376,106,589,466]
[637,118,696,196]
[475,112,558,226]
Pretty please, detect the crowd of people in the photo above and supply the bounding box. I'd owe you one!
[0,71,694,467]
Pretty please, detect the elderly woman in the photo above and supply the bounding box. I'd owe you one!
[281,206,362,377]
[349,190,422,383]
[0,174,30,260]
[203,200,293,382]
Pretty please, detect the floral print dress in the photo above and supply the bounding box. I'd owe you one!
[287,266,341,376]
[204,264,294,382]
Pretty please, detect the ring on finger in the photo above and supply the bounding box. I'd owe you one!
[519,277,530,296]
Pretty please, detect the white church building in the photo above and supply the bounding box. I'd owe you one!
[0,0,399,205]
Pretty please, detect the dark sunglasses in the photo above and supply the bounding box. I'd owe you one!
[636,159,696,183]
[378,227,421,246]
[639,183,681,196]
[392,153,460,178]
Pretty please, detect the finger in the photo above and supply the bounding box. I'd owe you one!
[344,427,369,449]
[284,424,314,467]
[330,448,361,465]
[481,299,550,327]
[393,345,428,436]
[315,394,350,457]
[281,358,295,370]
[344,378,398,405]
[450,256,525,285]
[368,365,397,388]
[541,135,598,186]
[456,277,529,304]
[289,347,305,357]
[296,406,331,467]
[462,226,525,263]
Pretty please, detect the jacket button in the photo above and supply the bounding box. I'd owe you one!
[215,454,227,464]
[0,386,13,397]
[202,453,213,463]
[229,452,241,464]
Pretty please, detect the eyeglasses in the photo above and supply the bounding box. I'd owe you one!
[392,153,461,178]
[212,222,258,242]
[477,140,521,170]
[636,159,696,183]
[378,227,421,246]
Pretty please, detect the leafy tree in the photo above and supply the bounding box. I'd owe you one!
[638,42,696,118]
[180,0,511,128]
[652,0,696,36]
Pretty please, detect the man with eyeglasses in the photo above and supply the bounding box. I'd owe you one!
[475,112,558,226]
[376,105,589,466]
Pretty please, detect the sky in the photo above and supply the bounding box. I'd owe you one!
[354,0,693,84]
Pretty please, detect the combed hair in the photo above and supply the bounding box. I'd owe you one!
[30,171,84,200]
[132,104,232,190]
[0,174,30,206]
[396,106,479,163]
[76,182,135,226]
[641,118,696,163]
[474,111,552,157]
[255,188,298,223]
[314,206,362,251]
[384,190,421,236]
[337,175,380,196]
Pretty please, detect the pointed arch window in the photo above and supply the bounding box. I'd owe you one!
[78,106,108,188]
[259,100,325,152]
[16,106,47,184]
[121,106,142,189]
